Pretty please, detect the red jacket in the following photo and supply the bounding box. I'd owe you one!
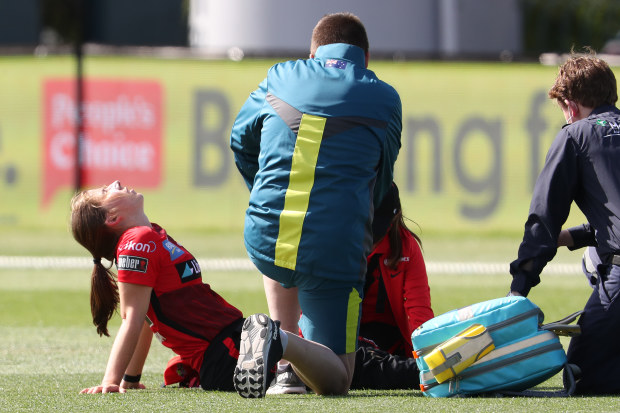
[361,226,434,355]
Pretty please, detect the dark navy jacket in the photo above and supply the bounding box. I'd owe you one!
[511,105,620,295]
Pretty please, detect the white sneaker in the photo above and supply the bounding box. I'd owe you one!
[233,314,283,398]
[266,363,308,395]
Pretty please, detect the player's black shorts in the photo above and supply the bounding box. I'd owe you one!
[199,318,244,391]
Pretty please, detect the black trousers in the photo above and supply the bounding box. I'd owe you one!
[565,266,620,394]
[350,343,420,390]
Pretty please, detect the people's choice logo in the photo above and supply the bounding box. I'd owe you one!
[42,79,163,206]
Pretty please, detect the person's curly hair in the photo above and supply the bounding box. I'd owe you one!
[548,49,617,108]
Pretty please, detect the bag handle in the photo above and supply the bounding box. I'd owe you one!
[540,310,584,337]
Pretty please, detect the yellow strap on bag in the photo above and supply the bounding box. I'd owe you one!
[423,323,495,383]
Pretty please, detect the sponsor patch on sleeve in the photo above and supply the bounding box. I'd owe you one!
[117,255,149,273]
[162,238,185,261]
[174,258,201,283]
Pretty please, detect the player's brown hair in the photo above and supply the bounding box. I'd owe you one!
[71,190,120,337]
[548,50,618,108]
[384,205,422,271]
[373,183,422,270]
[310,12,369,55]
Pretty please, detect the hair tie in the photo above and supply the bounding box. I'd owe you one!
[93,258,101,265]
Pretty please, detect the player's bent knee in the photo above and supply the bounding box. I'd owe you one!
[315,377,350,396]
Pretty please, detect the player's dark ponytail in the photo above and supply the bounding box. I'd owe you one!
[90,259,119,336]
[385,211,422,270]
[70,191,120,337]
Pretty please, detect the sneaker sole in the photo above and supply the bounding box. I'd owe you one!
[266,385,308,395]
[233,314,272,398]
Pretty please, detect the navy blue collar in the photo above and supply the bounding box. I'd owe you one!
[589,105,620,116]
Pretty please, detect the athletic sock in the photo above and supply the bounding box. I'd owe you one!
[277,360,291,371]
[279,329,289,353]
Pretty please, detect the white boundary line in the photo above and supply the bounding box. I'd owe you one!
[0,256,581,275]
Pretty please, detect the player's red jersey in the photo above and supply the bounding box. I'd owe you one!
[116,224,243,373]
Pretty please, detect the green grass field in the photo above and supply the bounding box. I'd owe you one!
[2,234,618,412]
[2,55,620,411]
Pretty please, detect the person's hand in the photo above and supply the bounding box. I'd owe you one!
[79,383,125,394]
[507,291,523,297]
[120,380,146,390]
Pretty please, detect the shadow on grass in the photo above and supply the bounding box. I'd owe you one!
[310,389,424,398]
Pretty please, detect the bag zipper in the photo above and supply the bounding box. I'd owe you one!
[416,307,541,358]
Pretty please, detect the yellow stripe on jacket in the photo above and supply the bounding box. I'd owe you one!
[274,114,326,270]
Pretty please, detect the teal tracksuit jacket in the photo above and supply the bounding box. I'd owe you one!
[230,43,402,282]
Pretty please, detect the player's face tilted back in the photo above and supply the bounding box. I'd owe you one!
[90,180,145,221]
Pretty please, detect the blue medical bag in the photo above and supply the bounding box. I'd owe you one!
[411,296,568,397]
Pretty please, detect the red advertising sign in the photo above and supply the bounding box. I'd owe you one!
[42,79,163,206]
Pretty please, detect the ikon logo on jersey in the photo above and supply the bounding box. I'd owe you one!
[120,240,156,254]
[117,255,149,273]
[174,258,201,283]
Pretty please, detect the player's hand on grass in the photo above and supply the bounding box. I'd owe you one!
[120,380,146,390]
[79,381,146,394]
[79,383,125,394]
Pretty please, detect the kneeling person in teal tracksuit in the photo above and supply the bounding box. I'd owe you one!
[229,12,402,397]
